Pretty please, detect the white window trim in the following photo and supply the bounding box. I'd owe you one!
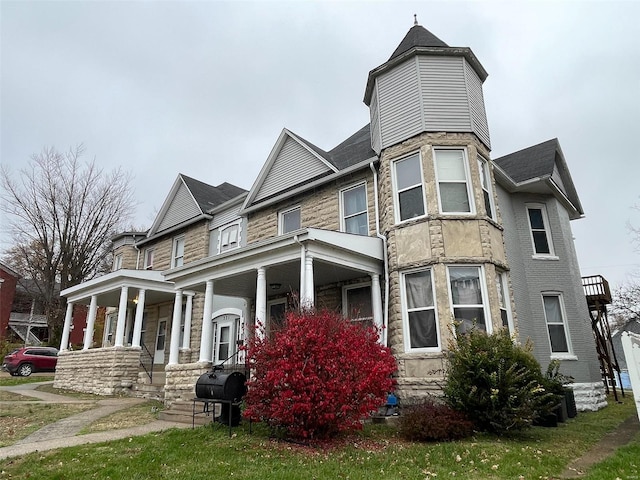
[526,203,557,259]
[113,254,123,271]
[496,271,515,334]
[143,248,155,270]
[542,292,576,359]
[446,265,492,335]
[400,268,440,353]
[391,151,427,224]
[278,205,301,235]
[172,235,185,268]
[342,282,373,322]
[433,146,475,215]
[217,221,242,254]
[478,155,495,220]
[339,182,369,235]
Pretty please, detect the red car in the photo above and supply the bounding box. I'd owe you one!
[2,347,59,376]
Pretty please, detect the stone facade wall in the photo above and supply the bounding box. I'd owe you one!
[164,361,212,406]
[569,382,608,412]
[146,221,210,272]
[113,244,138,270]
[378,132,511,402]
[54,347,141,396]
[246,171,375,244]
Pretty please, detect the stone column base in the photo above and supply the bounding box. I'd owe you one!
[568,382,608,412]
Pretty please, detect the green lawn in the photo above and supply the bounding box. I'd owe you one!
[0,396,637,479]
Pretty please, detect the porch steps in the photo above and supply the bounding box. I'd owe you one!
[159,400,215,426]
[131,371,166,401]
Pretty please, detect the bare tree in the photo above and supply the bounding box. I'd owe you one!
[1,145,136,343]
[610,282,640,330]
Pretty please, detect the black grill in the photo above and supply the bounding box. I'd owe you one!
[193,370,247,430]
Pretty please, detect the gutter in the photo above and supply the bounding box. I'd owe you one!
[370,161,389,347]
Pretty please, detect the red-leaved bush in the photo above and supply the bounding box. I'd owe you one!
[243,309,397,440]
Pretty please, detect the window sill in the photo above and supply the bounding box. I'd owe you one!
[532,254,559,261]
[550,354,578,361]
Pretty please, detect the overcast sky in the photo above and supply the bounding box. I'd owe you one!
[2,1,640,288]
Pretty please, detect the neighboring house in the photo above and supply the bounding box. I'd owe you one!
[612,319,640,372]
[55,23,605,411]
[0,262,19,342]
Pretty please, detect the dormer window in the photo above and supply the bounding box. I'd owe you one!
[144,249,155,270]
[172,235,185,268]
[219,222,241,253]
[279,206,301,234]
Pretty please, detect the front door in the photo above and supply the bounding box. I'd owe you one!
[154,318,167,364]
[212,314,239,364]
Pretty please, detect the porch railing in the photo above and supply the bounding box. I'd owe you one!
[140,339,153,383]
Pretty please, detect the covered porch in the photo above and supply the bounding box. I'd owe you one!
[55,270,183,396]
[161,228,385,404]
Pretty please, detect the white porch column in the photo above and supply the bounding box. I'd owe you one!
[83,295,98,350]
[371,273,384,336]
[182,292,194,350]
[302,255,314,309]
[256,267,267,339]
[299,245,306,303]
[114,286,129,347]
[168,290,183,365]
[199,280,215,362]
[60,301,74,351]
[131,288,146,348]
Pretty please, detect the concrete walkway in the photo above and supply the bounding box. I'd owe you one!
[0,381,189,461]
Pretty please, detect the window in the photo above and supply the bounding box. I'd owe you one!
[279,206,301,234]
[172,236,185,267]
[393,153,426,222]
[434,148,473,214]
[478,156,495,220]
[527,204,555,256]
[343,284,373,327]
[402,269,438,351]
[105,313,117,346]
[268,299,286,337]
[448,266,490,334]
[219,223,241,253]
[341,183,368,235]
[212,314,240,363]
[144,249,155,270]
[496,271,513,333]
[113,254,123,271]
[543,294,571,354]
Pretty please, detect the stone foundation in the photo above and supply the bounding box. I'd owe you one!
[164,361,212,407]
[569,382,608,412]
[54,347,141,396]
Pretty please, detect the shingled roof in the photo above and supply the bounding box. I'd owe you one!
[494,139,559,184]
[181,175,247,213]
[388,24,449,61]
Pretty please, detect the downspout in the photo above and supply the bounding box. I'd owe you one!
[370,161,389,347]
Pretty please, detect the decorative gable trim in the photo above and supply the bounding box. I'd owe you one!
[243,129,338,210]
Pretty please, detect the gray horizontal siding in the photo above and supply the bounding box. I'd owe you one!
[157,182,200,232]
[210,204,242,230]
[464,59,491,148]
[254,137,333,202]
[369,87,381,154]
[377,58,422,148]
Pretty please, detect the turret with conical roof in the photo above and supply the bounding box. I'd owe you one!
[364,22,490,153]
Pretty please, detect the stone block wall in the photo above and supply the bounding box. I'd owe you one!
[570,382,608,412]
[164,361,212,406]
[54,347,141,396]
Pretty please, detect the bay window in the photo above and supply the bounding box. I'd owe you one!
[448,266,490,334]
[402,269,438,350]
[434,148,473,214]
[393,153,426,222]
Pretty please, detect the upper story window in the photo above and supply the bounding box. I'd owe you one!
[340,183,368,235]
[343,283,373,327]
[113,254,123,271]
[402,269,439,351]
[434,148,473,214]
[526,203,555,257]
[542,293,572,355]
[478,156,495,220]
[279,206,301,234]
[143,248,155,270]
[393,152,426,223]
[172,235,185,268]
[219,222,241,253]
[448,265,490,335]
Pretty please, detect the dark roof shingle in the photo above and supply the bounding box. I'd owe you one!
[180,175,247,213]
[493,139,559,183]
[388,25,449,61]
